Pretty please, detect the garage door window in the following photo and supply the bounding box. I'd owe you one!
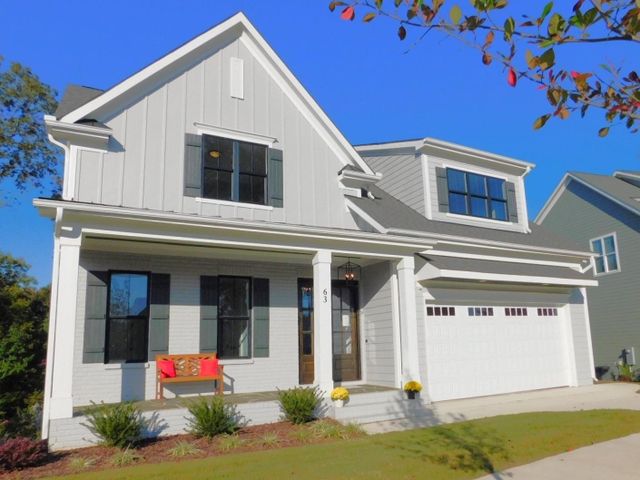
[505,307,528,316]
[427,306,456,316]
[537,308,558,316]
[467,307,494,317]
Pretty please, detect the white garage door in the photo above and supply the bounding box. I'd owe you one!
[425,305,571,402]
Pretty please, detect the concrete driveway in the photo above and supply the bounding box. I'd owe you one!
[476,433,640,480]
[363,383,640,433]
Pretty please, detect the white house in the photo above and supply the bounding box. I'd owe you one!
[36,12,597,449]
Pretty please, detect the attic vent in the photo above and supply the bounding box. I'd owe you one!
[230,57,244,100]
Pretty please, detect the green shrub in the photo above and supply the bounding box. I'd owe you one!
[277,386,321,424]
[185,397,238,438]
[82,402,145,449]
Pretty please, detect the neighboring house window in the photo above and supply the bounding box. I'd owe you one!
[218,276,251,358]
[202,134,267,205]
[447,168,508,221]
[590,233,620,275]
[106,272,149,363]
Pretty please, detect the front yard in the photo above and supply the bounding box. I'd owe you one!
[30,409,640,480]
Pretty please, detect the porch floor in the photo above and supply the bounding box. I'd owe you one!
[74,384,396,414]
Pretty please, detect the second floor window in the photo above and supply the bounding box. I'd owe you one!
[202,134,267,205]
[590,233,620,275]
[447,168,508,221]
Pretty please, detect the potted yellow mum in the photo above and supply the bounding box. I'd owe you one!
[330,387,350,407]
[403,381,422,400]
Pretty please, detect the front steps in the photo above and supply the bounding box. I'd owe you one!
[330,389,435,426]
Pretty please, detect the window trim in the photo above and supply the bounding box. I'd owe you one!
[200,134,268,206]
[589,232,621,276]
[445,167,509,222]
[217,275,253,360]
[104,270,151,365]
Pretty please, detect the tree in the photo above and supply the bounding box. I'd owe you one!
[0,253,49,438]
[0,57,59,198]
[329,0,640,136]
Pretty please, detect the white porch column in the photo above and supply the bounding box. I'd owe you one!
[396,256,421,383]
[312,250,333,396]
[43,228,81,426]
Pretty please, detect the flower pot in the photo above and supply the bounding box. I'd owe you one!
[334,399,344,408]
[406,391,417,400]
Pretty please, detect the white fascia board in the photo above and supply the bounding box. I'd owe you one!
[534,173,571,224]
[33,198,433,250]
[418,264,598,287]
[614,170,640,181]
[388,227,593,258]
[59,12,374,176]
[355,139,422,155]
[338,169,383,190]
[569,175,640,219]
[45,115,111,151]
[421,137,535,175]
[194,122,277,147]
[424,249,586,270]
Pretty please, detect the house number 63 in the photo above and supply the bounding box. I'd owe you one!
[322,288,328,303]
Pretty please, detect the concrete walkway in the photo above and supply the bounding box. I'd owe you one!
[476,433,640,480]
[363,383,640,434]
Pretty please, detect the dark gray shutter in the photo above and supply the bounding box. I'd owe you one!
[184,133,202,197]
[435,167,449,213]
[252,278,270,358]
[505,181,519,223]
[83,271,108,364]
[148,274,170,359]
[268,148,283,207]
[200,276,218,353]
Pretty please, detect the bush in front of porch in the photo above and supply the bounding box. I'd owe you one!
[276,386,322,424]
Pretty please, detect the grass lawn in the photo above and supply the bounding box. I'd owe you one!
[52,410,640,480]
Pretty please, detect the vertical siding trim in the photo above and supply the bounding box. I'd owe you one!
[139,96,149,208]
[160,85,168,209]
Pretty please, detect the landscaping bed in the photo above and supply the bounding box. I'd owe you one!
[0,420,363,480]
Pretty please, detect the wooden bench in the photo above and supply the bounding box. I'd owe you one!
[155,353,224,400]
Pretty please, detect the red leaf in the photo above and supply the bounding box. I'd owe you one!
[571,71,580,79]
[340,6,355,21]
[507,67,517,87]
[398,25,407,40]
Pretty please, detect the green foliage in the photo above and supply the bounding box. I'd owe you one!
[253,432,280,448]
[616,362,638,382]
[110,448,142,467]
[330,0,640,135]
[0,252,48,438]
[82,402,145,449]
[0,58,60,196]
[277,386,322,424]
[217,433,244,451]
[185,397,238,439]
[167,440,201,458]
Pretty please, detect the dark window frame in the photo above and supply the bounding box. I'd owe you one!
[201,134,268,206]
[217,275,253,360]
[105,270,151,364]
[446,168,509,221]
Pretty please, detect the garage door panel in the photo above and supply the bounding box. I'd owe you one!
[425,304,570,402]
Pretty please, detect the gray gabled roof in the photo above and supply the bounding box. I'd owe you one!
[350,185,587,253]
[570,172,640,216]
[55,85,105,120]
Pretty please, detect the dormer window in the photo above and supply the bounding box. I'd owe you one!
[446,168,508,221]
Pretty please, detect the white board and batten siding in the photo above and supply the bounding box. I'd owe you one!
[73,36,358,230]
[421,287,594,402]
[73,250,310,407]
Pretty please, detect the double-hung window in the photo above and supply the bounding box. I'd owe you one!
[218,276,252,359]
[106,272,150,363]
[202,134,267,205]
[590,233,620,275]
[447,168,508,221]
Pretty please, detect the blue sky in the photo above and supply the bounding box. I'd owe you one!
[1,0,637,285]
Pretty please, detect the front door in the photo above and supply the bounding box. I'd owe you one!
[331,281,361,382]
[297,279,361,384]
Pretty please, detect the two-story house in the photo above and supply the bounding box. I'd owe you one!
[537,171,640,379]
[37,13,597,450]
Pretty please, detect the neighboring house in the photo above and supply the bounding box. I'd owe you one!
[537,171,640,379]
[36,13,597,449]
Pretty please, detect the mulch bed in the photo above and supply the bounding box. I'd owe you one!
[0,420,360,479]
